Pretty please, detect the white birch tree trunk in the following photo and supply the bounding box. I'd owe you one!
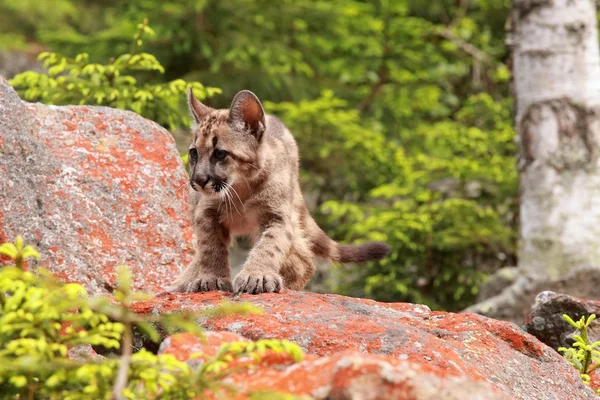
[512,0,600,279]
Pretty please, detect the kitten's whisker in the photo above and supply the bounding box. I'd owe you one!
[225,186,242,217]
[222,187,232,221]
[230,194,243,217]
[217,191,224,213]
[227,191,234,221]
[224,182,245,211]
[174,181,188,194]
[240,174,252,195]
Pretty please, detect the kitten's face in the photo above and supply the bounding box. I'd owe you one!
[187,89,265,197]
[188,114,259,196]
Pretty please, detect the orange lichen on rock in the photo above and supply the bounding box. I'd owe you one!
[0,81,192,295]
[158,331,512,400]
[130,290,597,400]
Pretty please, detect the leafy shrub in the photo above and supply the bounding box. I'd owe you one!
[9,19,220,131]
[0,236,303,399]
[559,314,600,394]
[267,91,516,310]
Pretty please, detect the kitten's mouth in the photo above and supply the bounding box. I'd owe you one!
[212,179,227,193]
[189,178,227,194]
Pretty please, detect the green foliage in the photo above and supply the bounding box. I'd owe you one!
[249,392,311,400]
[0,0,77,51]
[1,0,519,310]
[559,314,600,393]
[201,338,303,374]
[0,237,303,399]
[268,89,515,310]
[0,235,40,270]
[9,19,220,131]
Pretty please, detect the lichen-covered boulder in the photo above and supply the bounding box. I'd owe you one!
[158,332,511,400]
[0,78,192,294]
[132,291,596,400]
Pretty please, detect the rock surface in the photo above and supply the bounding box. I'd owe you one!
[130,290,595,400]
[524,291,600,395]
[524,291,600,350]
[159,331,511,400]
[464,266,600,324]
[0,50,44,79]
[476,266,520,302]
[0,78,192,294]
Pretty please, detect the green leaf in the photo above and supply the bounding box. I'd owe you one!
[563,314,580,329]
[21,246,41,260]
[14,236,23,252]
[0,243,18,260]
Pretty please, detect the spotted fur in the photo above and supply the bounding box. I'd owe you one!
[167,89,391,294]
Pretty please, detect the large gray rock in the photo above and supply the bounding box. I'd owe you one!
[476,266,520,302]
[0,50,43,79]
[0,77,192,294]
[524,291,600,350]
[464,265,600,324]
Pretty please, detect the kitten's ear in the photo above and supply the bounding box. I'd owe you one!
[228,90,265,140]
[187,88,211,123]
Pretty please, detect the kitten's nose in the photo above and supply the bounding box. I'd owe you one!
[192,176,210,189]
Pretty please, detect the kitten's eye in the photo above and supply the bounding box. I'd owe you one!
[214,149,228,160]
[189,148,198,162]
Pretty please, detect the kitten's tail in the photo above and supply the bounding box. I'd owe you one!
[307,218,391,263]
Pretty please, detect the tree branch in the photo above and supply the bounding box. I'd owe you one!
[356,71,388,112]
[356,9,391,112]
[437,29,490,64]
[112,322,132,400]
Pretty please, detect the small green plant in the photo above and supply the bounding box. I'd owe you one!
[9,19,221,131]
[0,236,304,399]
[201,338,304,375]
[558,314,600,393]
[0,235,40,269]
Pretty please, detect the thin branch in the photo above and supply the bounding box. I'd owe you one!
[112,322,133,400]
[356,6,391,112]
[437,29,490,64]
[196,11,208,33]
[452,0,469,27]
[356,71,388,112]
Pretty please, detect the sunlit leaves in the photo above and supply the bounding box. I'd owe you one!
[0,235,40,270]
[559,314,600,394]
[306,86,516,310]
[9,22,220,132]
[0,238,304,398]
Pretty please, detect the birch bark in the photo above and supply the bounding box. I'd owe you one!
[512,0,600,278]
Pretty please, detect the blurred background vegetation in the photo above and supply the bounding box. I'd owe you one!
[0,0,516,311]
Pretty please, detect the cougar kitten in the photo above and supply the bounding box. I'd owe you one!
[167,89,390,294]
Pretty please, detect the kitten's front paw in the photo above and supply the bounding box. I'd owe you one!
[167,275,233,293]
[233,271,283,294]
